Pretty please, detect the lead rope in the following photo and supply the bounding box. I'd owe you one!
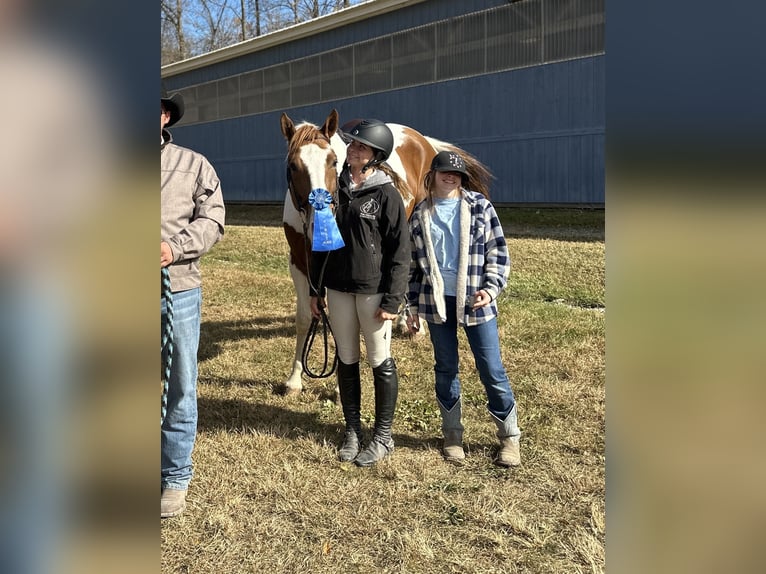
[161,267,173,425]
[301,243,338,379]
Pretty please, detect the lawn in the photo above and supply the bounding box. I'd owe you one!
[161,205,605,574]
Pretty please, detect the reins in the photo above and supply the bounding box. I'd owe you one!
[284,127,341,379]
[161,267,173,425]
[300,251,337,378]
[287,166,339,379]
[301,205,338,379]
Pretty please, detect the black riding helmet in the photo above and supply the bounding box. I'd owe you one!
[341,119,394,166]
[430,151,469,179]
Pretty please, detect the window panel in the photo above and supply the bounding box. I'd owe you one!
[392,26,435,88]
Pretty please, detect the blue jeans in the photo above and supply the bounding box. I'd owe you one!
[427,296,515,420]
[161,287,201,490]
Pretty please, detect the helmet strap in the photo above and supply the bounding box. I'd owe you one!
[361,152,385,173]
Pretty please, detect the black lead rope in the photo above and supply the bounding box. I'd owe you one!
[287,163,339,378]
[301,303,338,379]
[301,249,338,379]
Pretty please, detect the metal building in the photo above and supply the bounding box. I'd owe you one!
[161,0,605,206]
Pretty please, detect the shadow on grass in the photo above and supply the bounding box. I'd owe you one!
[197,395,428,450]
[225,204,605,242]
[198,316,295,362]
[224,203,284,227]
[198,395,331,435]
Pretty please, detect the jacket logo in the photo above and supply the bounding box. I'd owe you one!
[359,198,380,220]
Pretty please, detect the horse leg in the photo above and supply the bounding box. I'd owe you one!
[284,263,310,395]
[394,309,409,334]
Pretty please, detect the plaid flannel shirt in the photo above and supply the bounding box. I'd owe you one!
[407,190,509,326]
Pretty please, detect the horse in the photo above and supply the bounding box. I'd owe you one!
[279,109,492,396]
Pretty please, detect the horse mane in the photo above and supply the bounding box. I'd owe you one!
[287,122,331,157]
[424,138,494,199]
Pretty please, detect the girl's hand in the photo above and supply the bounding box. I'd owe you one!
[310,296,325,319]
[375,308,399,322]
[472,289,491,309]
[406,312,421,334]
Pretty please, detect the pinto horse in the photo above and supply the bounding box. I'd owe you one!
[280,109,491,395]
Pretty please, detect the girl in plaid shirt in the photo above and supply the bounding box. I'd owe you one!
[406,151,521,467]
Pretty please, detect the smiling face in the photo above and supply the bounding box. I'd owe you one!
[345,139,376,172]
[432,170,462,198]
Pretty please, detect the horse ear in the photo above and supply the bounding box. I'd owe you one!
[322,109,339,139]
[280,112,295,140]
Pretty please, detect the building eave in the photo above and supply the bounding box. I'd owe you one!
[161,0,427,78]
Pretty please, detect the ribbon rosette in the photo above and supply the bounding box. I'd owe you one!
[309,188,345,252]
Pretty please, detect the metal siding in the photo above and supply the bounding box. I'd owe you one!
[164,0,509,90]
[164,0,604,206]
[171,56,603,205]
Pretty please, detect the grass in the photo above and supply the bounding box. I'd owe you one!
[161,205,605,574]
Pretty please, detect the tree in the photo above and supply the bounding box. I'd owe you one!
[161,0,365,66]
[161,0,187,65]
[189,0,241,53]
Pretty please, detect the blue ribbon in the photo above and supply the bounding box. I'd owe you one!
[309,188,345,252]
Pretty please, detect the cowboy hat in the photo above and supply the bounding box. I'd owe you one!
[161,88,184,128]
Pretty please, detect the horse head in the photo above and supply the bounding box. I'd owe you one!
[280,109,345,216]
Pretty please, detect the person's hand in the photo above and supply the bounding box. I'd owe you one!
[161,241,173,267]
[310,296,325,319]
[375,307,399,322]
[406,312,421,334]
[472,289,491,309]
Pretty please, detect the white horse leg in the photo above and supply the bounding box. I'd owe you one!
[284,263,311,395]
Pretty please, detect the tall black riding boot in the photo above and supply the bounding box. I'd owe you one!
[337,360,362,462]
[354,357,398,467]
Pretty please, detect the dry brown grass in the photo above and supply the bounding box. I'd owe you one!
[161,207,605,574]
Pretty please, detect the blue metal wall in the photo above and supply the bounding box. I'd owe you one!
[165,0,511,87]
[164,0,604,205]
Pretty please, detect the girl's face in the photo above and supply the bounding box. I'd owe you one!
[346,139,375,169]
[433,170,462,196]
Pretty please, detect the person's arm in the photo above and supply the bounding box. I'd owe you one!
[406,216,424,310]
[480,200,510,301]
[165,156,225,263]
[378,185,410,314]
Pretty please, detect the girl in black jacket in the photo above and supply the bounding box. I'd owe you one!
[310,119,409,467]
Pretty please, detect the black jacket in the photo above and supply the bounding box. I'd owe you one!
[310,167,409,314]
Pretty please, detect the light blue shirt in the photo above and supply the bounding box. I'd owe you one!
[431,197,461,296]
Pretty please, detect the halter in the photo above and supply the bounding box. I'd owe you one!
[286,164,308,216]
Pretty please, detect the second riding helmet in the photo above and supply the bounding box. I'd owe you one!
[430,151,469,179]
[343,119,394,164]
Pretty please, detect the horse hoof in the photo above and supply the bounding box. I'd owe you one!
[283,386,302,397]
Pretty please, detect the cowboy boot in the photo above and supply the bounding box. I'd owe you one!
[354,358,398,467]
[337,360,362,462]
[438,397,465,462]
[490,404,521,467]
[161,488,187,518]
